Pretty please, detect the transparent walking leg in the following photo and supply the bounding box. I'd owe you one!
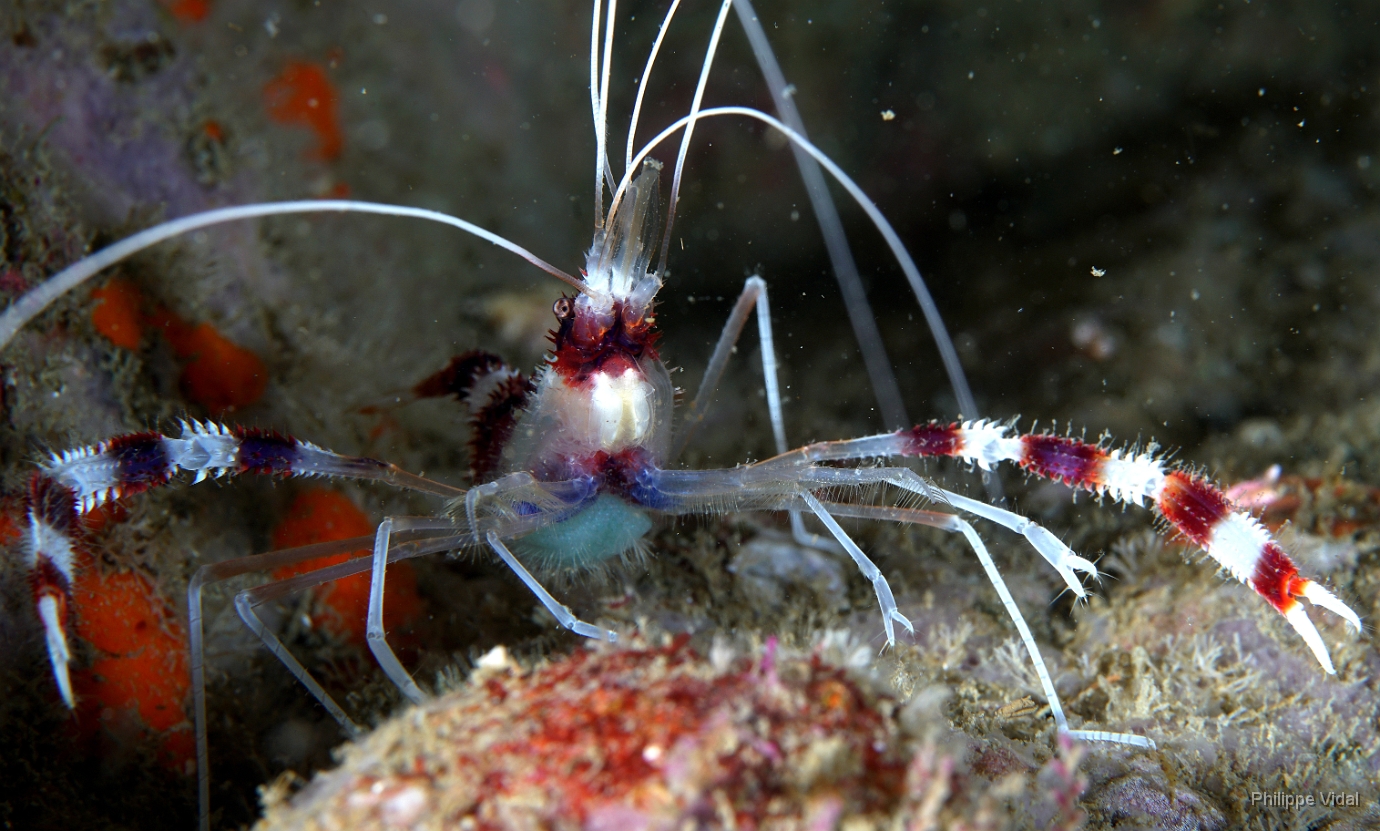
[486,530,618,642]
[675,275,842,553]
[365,516,469,704]
[190,527,464,831]
[816,500,1155,749]
[799,492,913,647]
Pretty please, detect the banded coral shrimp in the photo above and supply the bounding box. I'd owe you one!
[0,2,967,825]
[2,0,1380,822]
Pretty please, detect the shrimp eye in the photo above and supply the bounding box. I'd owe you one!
[553,298,572,319]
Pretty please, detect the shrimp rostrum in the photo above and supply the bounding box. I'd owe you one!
[6,0,1363,825]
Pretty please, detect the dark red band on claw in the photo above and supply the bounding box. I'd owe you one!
[233,428,299,475]
[107,432,173,493]
[1252,542,1305,613]
[901,422,963,457]
[1157,471,1232,548]
[1019,434,1107,489]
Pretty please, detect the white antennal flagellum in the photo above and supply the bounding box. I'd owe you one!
[0,200,590,353]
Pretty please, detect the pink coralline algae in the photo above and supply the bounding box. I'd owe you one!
[257,636,907,829]
[255,636,1094,831]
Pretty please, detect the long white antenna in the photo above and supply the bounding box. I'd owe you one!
[732,0,910,432]
[0,200,591,352]
[656,0,735,278]
[622,106,972,409]
[590,0,606,228]
[598,0,618,200]
[626,0,683,173]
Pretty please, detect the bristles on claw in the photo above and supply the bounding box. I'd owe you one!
[895,417,1361,672]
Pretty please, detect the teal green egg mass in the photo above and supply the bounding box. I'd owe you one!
[512,495,652,571]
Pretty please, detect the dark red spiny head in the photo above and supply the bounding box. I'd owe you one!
[548,295,659,384]
[553,160,664,385]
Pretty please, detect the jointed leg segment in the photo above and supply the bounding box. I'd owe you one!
[675,275,842,553]
[190,526,466,831]
[799,493,913,646]
[816,500,1154,748]
[486,531,619,642]
[366,517,465,705]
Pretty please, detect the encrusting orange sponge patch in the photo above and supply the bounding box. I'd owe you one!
[89,278,267,415]
[69,552,194,772]
[263,62,344,162]
[90,278,145,350]
[271,488,422,646]
[147,306,267,415]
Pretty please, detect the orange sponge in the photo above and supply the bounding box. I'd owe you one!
[89,277,267,415]
[263,62,344,162]
[90,278,145,350]
[271,489,422,646]
[147,305,267,415]
[70,553,193,773]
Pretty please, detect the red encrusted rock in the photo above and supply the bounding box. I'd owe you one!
[255,637,918,830]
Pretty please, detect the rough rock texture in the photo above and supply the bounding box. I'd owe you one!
[255,636,1092,831]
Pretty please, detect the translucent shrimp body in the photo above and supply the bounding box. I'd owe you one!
[503,164,672,476]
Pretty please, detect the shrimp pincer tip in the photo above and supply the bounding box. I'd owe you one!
[1300,581,1362,633]
[1067,554,1099,576]
[891,608,915,634]
[1283,605,1336,674]
[37,595,74,708]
